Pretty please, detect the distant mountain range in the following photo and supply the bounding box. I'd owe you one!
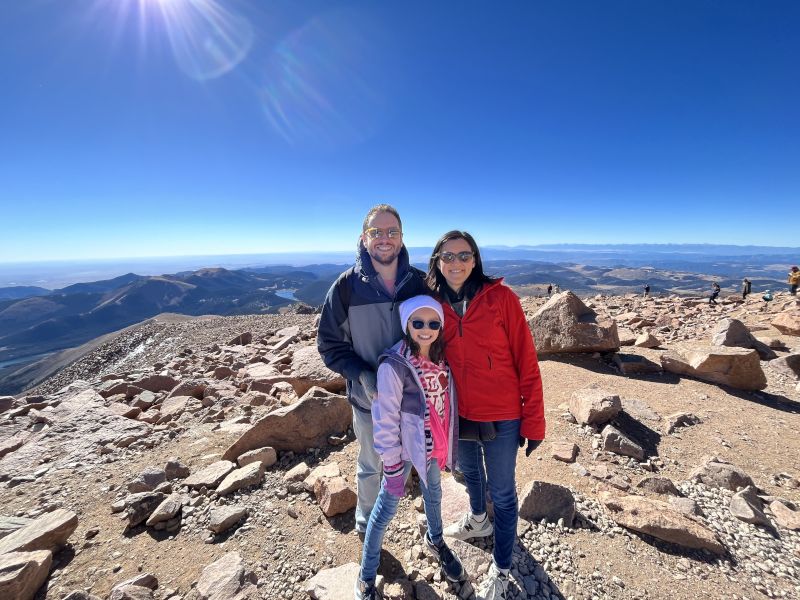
[2,243,798,289]
[1,244,796,395]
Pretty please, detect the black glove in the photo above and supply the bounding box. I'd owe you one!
[519,437,543,457]
[358,370,378,401]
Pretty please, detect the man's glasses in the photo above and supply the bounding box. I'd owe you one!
[410,319,442,331]
[364,227,402,240]
[438,251,475,264]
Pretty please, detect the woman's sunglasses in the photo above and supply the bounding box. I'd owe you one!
[410,319,442,331]
[438,251,475,264]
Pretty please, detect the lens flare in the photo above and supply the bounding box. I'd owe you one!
[90,0,253,81]
[259,9,390,148]
[157,0,253,81]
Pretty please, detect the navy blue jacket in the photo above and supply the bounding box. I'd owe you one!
[317,242,427,412]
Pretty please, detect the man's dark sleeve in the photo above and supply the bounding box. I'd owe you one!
[317,272,371,381]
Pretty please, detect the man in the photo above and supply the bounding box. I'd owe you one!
[317,204,427,541]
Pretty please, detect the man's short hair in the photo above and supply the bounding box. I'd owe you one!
[362,204,402,232]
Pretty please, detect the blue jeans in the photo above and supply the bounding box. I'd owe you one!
[352,406,382,533]
[359,460,443,584]
[457,419,520,570]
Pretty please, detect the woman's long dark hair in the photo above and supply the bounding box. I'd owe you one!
[425,230,498,298]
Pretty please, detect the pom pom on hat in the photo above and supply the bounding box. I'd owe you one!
[399,295,444,333]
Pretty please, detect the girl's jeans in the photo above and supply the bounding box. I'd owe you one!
[359,460,443,583]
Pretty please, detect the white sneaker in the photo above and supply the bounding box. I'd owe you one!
[477,563,509,600]
[443,512,493,540]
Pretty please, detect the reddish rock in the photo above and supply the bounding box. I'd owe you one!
[222,387,351,458]
[314,476,357,517]
[529,291,620,354]
[661,344,767,391]
[569,386,622,426]
[0,550,53,600]
[599,491,724,554]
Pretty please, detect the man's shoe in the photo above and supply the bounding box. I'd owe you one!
[424,532,465,582]
[477,563,509,600]
[443,512,493,540]
[354,578,380,600]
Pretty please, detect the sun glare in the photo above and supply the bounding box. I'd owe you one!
[94,0,253,81]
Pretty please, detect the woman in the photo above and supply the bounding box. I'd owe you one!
[426,230,545,600]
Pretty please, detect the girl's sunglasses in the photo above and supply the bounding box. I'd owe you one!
[410,319,442,330]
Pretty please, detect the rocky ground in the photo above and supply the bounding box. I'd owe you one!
[1,291,799,600]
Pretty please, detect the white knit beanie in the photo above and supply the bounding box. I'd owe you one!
[399,295,444,333]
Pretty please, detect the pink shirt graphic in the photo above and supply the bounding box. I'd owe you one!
[409,353,451,469]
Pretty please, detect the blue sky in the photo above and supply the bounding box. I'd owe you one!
[2,0,799,262]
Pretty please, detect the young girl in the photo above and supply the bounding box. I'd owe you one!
[355,295,464,600]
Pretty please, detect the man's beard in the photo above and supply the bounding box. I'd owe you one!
[368,246,401,266]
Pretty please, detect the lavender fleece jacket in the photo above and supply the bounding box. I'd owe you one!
[371,341,459,487]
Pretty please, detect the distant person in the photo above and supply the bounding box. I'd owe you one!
[741,278,752,300]
[554,284,560,294]
[355,295,464,599]
[709,282,721,305]
[789,266,800,296]
[762,289,773,312]
[317,204,427,543]
[643,283,651,297]
[547,283,553,296]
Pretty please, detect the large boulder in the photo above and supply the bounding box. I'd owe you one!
[222,387,351,459]
[568,387,622,426]
[660,344,767,390]
[528,291,620,354]
[711,318,776,360]
[0,550,53,600]
[599,491,724,554]
[288,346,346,395]
[772,311,800,336]
[518,480,575,526]
[0,509,78,554]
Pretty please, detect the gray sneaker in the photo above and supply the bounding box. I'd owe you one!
[443,512,493,540]
[354,578,380,600]
[477,563,509,600]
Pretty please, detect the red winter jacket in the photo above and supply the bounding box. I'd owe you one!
[441,279,546,440]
